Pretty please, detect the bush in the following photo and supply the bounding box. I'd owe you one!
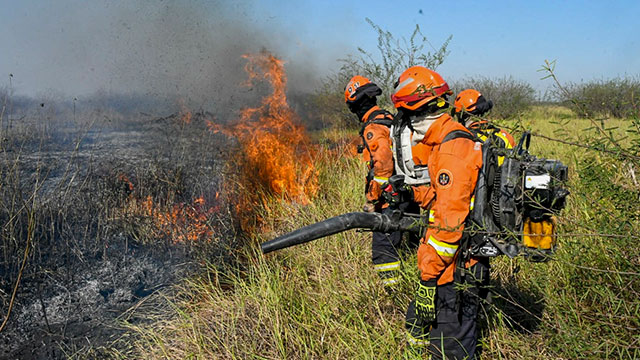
[553,77,640,118]
[452,76,537,119]
[310,19,451,129]
[302,75,353,129]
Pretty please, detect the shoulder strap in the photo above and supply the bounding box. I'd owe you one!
[370,117,393,127]
[367,109,393,127]
[358,118,380,167]
[442,129,476,144]
[359,109,392,135]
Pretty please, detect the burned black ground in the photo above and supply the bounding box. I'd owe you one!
[0,110,236,359]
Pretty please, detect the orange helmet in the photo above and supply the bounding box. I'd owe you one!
[454,89,493,115]
[391,66,451,110]
[344,75,381,104]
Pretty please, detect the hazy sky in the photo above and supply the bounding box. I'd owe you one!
[1,0,638,98]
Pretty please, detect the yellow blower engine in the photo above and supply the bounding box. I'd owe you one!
[466,131,569,262]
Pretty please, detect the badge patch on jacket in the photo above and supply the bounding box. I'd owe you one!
[437,169,453,189]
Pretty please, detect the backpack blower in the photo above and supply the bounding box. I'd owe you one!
[261,131,569,262]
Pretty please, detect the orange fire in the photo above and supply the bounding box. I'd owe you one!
[117,173,134,191]
[208,51,317,210]
[122,194,215,244]
[116,174,216,244]
[138,196,213,244]
[117,51,316,236]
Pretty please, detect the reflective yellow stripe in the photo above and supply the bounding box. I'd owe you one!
[427,235,458,257]
[374,261,400,271]
[495,131,513,149]
[469,196,475,211]
[428,209,435,223]
[382,277,399,286]
[494,131,513,167]
[407,333,429,347]
[373,176,388,184]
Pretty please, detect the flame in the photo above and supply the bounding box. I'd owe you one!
[117,173,134,191]
[178,98,193,125]
[209,51,317,225]
[140,196,213,243]
[115,174,217,244]
[117,51,317,235]
[124,195,215,244]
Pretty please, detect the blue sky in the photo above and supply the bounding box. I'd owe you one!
[1,0,638,97]
[251,0,639,90]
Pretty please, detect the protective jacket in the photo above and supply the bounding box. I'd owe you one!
[409,113,483,285]
[359,106,394,204]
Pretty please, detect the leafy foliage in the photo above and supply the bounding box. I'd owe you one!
[539,60,640,166]
[452,76,537,119]
[342,18,451,109]
[309,19,451,128]
[552,76,640,118]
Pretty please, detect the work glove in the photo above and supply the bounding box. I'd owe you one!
[382,175,413,208]
[382,183,402,208]
[362,202,376,213]
[366,180,382,203]
[415,279,437,324]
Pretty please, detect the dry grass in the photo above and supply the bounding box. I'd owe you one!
[125,106,640,359]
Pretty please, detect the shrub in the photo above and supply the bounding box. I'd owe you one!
[553,76,640,118]
[309,19,451,129]
[452,76,537,119]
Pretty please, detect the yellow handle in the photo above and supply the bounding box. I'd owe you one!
[523,216,557,250]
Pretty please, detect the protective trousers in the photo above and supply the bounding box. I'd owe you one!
[372,204,420,288]
[372,208,403,287]
[405,259,490,359]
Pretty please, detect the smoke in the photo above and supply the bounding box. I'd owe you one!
[103,1,272,108]
[3,1,331,113]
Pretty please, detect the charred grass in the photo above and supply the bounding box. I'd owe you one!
[0,109,238,358]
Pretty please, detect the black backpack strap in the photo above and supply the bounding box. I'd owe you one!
[370,118,393,127]
[442,129,476,143]
[358,124,366,136]
[366,109,393,127]
[359,109,391,134]
[358,126,375,193]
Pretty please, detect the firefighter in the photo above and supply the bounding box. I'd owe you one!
[344,75,405,289]
[390,66,485,359]
[454,89,516,161]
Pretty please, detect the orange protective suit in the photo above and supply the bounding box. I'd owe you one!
[360,106,395,204]
[410,113,483,285]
